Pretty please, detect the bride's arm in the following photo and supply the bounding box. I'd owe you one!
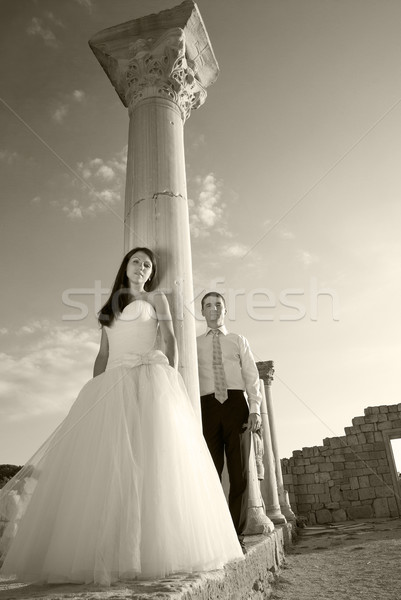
[152,292,178,369]
[93,328,109,377]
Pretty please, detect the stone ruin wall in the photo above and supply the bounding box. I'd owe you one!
[281,403,401,524]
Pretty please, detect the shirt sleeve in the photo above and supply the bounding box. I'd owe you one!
[238,335,262,415]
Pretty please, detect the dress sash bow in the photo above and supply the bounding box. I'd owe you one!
[107,350,169,371]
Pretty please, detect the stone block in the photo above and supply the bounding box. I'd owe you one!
[388,497,400,517]
[375,486,395,498]
[350,476,359,489]
[331,454,346,463]
[362,443,374,452]
[389,405,398,413]
[374,432,383,442]
[373,497,390,517]
[294,458,310,466]
[369,474,384,487]
[318,463,334,472]
[366,406,380,414]
[301,447,315,458]
[347,504,373,519]
[295,484,308,494]
[357,433,367,444]
[378,421,393,431]
[388,412,400,420]
[305,465,319,474]
[373,441,386,451]
[358,475,370,488]
[308,512,317,525]
[316,509,333,524]
[343,489,359,501]
[296,474,315,485]
[360,424,375,432]
[365,432,375,443]
[364,414,379,424]
[316,472,331,483]
[310,457,325,464]
[326,502,340,510]
[307,483,325,495]
[377,465,390,474]
[297,503,312,513]
[332,509,347,522]
[292,466,306,475]
[358,488,376,500]
[330,486,343,502]
[379,405,389,413]
[352,416,365,426]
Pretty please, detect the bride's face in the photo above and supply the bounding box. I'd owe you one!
[126,251,153,288]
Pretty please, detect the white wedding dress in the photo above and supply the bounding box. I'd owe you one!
[0,300,243,585]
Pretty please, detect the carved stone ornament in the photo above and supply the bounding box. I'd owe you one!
[257,360,275,386]
[124,28,207,121]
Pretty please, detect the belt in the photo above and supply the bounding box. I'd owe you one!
[201,389,244,400]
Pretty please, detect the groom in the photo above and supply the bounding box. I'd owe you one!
[196,292,262,534]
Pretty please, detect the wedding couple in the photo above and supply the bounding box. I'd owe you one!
[0,247,262,586]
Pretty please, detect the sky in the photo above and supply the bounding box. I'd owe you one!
[1,0,401,465]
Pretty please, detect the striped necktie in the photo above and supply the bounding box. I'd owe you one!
[211,329,228,403]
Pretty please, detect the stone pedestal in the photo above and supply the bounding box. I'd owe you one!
[258,361,296,521]
[89,1,219,418]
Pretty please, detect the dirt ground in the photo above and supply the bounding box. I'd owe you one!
[270,517,401,600]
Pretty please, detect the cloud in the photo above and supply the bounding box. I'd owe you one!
[59,147,127,219]
[73,0,94,11]
[0,322,99,421]
[51,90,86,124]
[298,250,318,267]
[44,11,65,28]
[0,150,19,165]
[277,226,295,240]
[52,104,69,123]
[27,17,59,48]
[189,173,227,238]
[73,90,85,103]
[221,243,249,258]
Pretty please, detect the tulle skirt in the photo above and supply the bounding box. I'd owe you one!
[0,353,243,585]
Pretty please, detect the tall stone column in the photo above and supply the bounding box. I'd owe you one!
[258,361,296,521]
[89,2,219,418]
[258,382,286,524]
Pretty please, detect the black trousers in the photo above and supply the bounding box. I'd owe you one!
[201,390,249,534]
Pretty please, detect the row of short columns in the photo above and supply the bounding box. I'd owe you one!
[242,361,295,534]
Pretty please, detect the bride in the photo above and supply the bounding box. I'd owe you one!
[0,247,243,586]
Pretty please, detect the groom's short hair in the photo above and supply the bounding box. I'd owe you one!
[201,292,226,310]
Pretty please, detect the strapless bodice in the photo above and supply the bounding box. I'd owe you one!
[104,301,159,367]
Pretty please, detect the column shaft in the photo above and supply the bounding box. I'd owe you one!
[125,97,199,417]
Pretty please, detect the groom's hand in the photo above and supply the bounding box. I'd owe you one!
[247,412,262,433]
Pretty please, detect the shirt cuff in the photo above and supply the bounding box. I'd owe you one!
[248,399,261,415]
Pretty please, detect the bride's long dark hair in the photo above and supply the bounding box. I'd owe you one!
[98,247,157,327]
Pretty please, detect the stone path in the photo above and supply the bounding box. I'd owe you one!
[271,518,401,600]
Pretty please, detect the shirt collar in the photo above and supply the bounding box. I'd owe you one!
[205,325,228,336]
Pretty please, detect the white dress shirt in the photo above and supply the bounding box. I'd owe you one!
[196,326,262,415]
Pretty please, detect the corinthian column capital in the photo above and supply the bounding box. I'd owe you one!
[89,1,218,122]
[124,28,206,120]
[257,360,275,386]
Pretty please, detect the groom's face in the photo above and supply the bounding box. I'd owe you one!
[202,295,227,329]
